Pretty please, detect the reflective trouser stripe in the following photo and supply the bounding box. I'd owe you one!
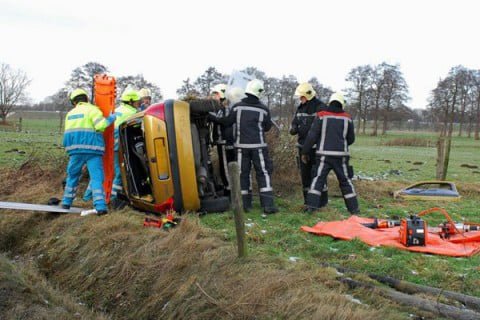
[309,156,325,194]
[342,157,356,196]
[258,148,271,191]
[221,145,231,190]
[112,151,122,199]
[309,189,322,196]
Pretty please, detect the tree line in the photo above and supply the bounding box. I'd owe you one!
[1,61,480,141]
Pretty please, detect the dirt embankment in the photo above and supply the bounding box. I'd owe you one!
[0,165,406,320]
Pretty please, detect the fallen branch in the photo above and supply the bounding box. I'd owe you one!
[339,277,480,320]
[326,264,480,312]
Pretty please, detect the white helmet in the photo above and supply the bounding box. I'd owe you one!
[245,79,264,98]
[139,88,152,98]
[211,83,228,99]
[329,92,346,108]
[294,83,316,101]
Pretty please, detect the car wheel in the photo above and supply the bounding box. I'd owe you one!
[200,196,230,213]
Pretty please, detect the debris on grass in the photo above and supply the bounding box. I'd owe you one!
[461,164,479,169]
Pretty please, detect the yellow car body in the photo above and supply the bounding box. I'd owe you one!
[118,99,228,213]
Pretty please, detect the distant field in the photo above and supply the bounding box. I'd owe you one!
[0,117,64,167]
[352,131,480,183]
[0,117,479,184]
[7,110,63,120]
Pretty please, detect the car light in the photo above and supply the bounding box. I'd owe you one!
[145,103,165,120]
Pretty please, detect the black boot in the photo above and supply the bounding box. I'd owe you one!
[263,206,279,214]
[242,193,252,212]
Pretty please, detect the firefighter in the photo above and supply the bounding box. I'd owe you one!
[61,89,116,215]
[301,92,359,214]
[211,79,278,214]
[210,83,236,196]
[112,89,141,200]
[138,88,152,111]
[290,82,329,206]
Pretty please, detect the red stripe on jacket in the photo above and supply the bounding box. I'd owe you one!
[316,111,351,118]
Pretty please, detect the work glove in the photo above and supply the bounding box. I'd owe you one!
[106,112,117,123]
[301,154,309,164]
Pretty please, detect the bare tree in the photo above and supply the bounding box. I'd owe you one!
[176,77,200,99]
[370,64,387,136]
[308,77,333,104]
[380,63,409,134]
[430,66,463,180]
[194,67,225,97]
[0,63,31,123]
[66,62,108,101]
[455,66,471,137]
[116,74,162,102]
[472,70,480,140]
[346,65,373,134]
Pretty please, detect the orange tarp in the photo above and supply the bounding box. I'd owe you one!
[301,216,480,257]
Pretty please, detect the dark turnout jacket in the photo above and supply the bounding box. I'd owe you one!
[290,97,327,147]
[213,94,273,148]
[302,103,355,156]
[212,107,234,146]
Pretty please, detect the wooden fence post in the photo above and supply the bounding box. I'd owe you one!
[17,117,22,132]
[228,161,246,258]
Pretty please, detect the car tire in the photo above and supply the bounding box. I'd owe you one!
[200,196,230,213]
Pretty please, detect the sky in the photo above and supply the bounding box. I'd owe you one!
[1,0,480,109]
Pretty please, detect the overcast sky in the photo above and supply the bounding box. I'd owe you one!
[1,0,479,109]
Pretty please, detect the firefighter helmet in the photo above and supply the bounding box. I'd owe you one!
[328,92,346,108]
[245,79,264,98]
[294,83,316,101]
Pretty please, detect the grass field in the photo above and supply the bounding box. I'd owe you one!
[1,117,480,318]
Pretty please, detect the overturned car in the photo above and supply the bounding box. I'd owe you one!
[117,99,231,213]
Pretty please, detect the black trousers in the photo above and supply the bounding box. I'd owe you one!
[238,148,275,209]
[217,144,236,194]
[298,148,328,207]
[306,155,359,213]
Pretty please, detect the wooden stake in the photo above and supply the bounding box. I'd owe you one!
[228,162,246,258]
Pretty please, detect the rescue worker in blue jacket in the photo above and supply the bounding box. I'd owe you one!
[112,89,141,200]
[211,79,278,214]
[290,82,329,206]
[210,84,236,196]
[301,92,359,214]
[62,89,116,214]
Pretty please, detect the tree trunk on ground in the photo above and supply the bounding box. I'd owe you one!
[340,277,480,320]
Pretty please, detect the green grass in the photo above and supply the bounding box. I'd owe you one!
[0,118,64,167]
[201,194,480,297]
[1,120,480,298]
[351,131,480,183]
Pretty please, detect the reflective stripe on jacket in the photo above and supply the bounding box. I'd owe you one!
[302,105,355,157]
[63,102,113,155]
